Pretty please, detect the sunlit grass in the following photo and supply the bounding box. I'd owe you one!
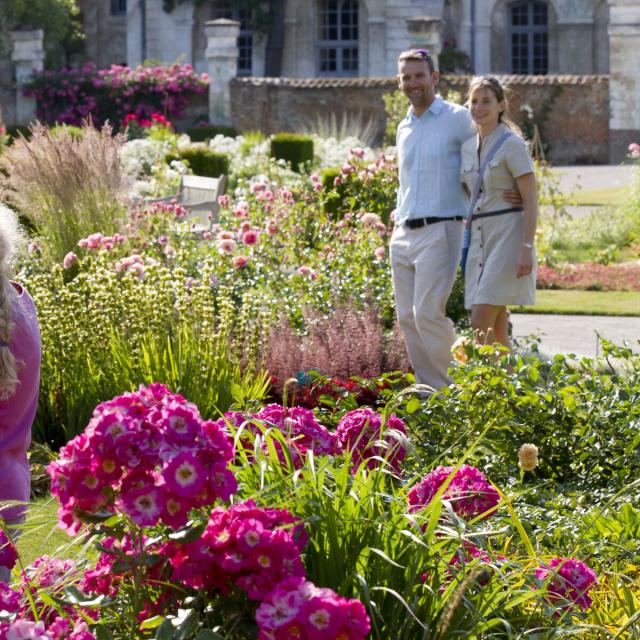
[513,289,640,316]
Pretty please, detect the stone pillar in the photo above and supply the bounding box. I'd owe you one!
[406,16,443,70]
[205,19,240,126]
[367,18,386,76]
[608,0,640,162]
[11,29,44,124]
[557,21,593,73]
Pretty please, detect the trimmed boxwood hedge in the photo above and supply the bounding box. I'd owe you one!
[166,145,230,178]
[270,133,314,172]
[185,125,237,142]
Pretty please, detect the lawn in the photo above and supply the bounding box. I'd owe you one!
[513,289,640,316]
[569,187,627,206]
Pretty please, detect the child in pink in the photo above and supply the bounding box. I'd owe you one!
[0,205,41,582]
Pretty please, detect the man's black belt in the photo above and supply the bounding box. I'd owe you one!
[404,215,464,229]
[471,207,523,221]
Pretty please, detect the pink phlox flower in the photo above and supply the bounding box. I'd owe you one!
[242,229,259,245]
[162,450,206,497]
[0,582,20,611]
[535,557,597,611]
[408,465,500,521]
[335,408,407,473]
[0,530,18,571]
[233,255,249,269]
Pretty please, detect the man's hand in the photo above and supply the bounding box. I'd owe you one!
[503,188,523,207]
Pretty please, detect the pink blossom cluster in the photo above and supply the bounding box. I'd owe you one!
[256,576,371,640]
[114,254,145,279]
[77,232,126,252]
[0,618,95,640]
[23,62,208,127]
[535,557,597,611]
[47,383,236,533]
[122,112,172,129]
[0,556,96,638]
[217,405,336,468]
[164,500,307,601]
[408,465,500,520]
[629,142,640,158]
[335,408,407,473]
[0,530,18,573]
[536,262,640,292]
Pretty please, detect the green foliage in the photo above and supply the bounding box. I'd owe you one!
[5,124,31,141]
[382,91,409,147]
[185,125,238,143]
[269,133,314,172]
[0,0,84,68]
[438,40,473,74]
[166,145,230,178]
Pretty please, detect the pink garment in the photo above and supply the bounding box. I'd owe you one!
[0,282,41,522]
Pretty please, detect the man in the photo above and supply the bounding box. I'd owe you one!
[390,48,475,389]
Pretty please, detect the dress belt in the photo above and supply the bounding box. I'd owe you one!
[471,207,523,221]
[404,215,464,229]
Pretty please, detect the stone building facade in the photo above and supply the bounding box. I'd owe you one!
[92,0,611,77]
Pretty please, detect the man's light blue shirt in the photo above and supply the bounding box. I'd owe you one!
[395,96,476,224]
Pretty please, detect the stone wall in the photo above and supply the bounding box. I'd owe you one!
[230,74,612,165]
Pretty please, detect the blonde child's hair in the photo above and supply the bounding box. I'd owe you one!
[0,204,24,400]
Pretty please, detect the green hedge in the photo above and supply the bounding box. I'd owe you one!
[185,125,237,142]
[270,133,314,172]
[166,145,230,178]
[6,125,31,141]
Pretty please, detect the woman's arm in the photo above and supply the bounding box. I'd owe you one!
[514,172,538,279]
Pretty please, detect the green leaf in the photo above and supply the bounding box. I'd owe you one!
[194,632,226,640]
[175,609,200,640]
[141,616,166,630]
[405,397,421,414]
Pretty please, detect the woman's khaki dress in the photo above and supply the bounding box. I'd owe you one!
[461,123,536,310]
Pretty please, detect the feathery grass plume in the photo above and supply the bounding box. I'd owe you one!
[0,122,128,261]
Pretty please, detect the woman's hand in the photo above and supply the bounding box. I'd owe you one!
[516,244,534,278]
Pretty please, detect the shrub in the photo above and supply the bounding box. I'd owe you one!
[166,144,229,177]
[185,124,237,142]
[0,122,127,261]
[5,124,31,142]
[21,62,208,127]
[270,133,314,172]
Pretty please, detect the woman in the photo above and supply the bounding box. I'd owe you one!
[461,75,538,348]
[0,204,41,581]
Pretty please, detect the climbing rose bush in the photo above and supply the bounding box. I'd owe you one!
[47,383,236,533]
[256,576,371,640]
[408,464,500,520]
[22,62,208,127]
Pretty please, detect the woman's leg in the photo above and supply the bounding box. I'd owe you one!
[470,304,510,348]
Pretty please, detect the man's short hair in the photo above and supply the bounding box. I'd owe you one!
[398,48,436,73]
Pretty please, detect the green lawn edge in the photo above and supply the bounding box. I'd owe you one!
[512,289,640,316]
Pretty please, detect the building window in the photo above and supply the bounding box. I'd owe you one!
[110,0,127,16]
[211,4,253,76]
[317,0,359,76]
[509,1,548,74]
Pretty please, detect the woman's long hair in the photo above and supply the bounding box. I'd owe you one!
[0,204,24,400]
[467,75,523,137]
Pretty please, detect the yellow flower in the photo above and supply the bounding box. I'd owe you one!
[451,336,470,364]
[518,443,539,471]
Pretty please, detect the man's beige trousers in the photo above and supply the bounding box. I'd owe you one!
[390,219,464,389]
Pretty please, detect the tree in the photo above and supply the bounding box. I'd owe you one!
[0,0,84,68]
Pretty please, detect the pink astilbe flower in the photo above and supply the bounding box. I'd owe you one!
[335,408,407,473]
[408,465,500,520]
[256,576,371,640]
[48,383,236,533]
[535,557,597,612]
[164,500,307,601]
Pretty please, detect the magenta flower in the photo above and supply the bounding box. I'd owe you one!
[335,408,407,473]
[62,252,77,269]
[162,451,205,497]
[408,464,500,520]
[535,557,597,611]
[0,530,18,572]
[256,576,371,640]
